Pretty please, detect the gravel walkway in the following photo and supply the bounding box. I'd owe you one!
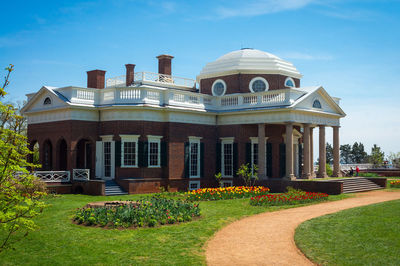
[206,190,400,266]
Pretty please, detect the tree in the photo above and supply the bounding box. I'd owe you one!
[369,144,385,168]
[351,142,368,163]
[237,163,258,187]
[340,144,352,164]
[326,142,333,164]
[0,65,46,251]
[388,152,400,168]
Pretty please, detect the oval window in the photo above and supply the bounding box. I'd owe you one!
[249,77,269,93]
[212,79,226,96]
[285,77,295,88]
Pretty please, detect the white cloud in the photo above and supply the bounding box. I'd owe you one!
[214,0,316,18]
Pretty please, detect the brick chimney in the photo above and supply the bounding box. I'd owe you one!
[125,64,135,86]
[156,54,174,75]
[87,69,106,89]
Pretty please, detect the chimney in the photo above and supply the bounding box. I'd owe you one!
[87,69,106,89]
[157,54,174,75]
[125,64,135,86]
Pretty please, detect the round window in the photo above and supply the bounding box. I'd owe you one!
[212,79,226,96]
[285,77,295,88]
[249,77,269,93]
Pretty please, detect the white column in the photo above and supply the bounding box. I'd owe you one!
[303,124,311,179]
[333,126,341,177]
[285,123,295,180]
[258,123,266,180]
[318,125,327,178]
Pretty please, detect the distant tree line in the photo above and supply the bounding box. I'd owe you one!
[324,142,387,167]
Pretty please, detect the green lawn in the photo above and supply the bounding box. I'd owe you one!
[295,200,400,265]
[0,193,347,265]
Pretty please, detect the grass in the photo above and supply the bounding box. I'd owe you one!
[0,192,348,265]
[295,200,400,265]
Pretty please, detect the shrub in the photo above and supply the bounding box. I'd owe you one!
[74,196,200,228]
[186,186,270,201]
[326,164,333,176]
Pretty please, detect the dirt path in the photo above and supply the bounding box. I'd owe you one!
[206,190,400,266]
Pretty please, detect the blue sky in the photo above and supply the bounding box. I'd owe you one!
[2,0,400,158]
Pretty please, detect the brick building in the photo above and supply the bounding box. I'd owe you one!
[21,48,346,194]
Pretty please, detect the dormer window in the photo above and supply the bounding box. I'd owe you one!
[43,97,51,105]
[313,99,322,109]
[212,79,227,96]
[285,77,295,88]
[249,77,269,93]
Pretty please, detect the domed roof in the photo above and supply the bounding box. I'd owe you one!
[197,48,302,80]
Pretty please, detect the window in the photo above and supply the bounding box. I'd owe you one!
[249,77,269,93]
[313,99,322,109]
[189,137,201,178]
[147,135,162,167]
[120,135,139,167]
[221,138,234,177]
[250,137,268,176]
[43,97,51,105]
[212,79,227,96]
[189,181,200,191]
[222,180,233,187]
[285,77,295,88]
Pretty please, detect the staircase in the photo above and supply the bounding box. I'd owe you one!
[341,178,384,194]
[105,180,128,196]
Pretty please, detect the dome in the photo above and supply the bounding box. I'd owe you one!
[197,48,302,80]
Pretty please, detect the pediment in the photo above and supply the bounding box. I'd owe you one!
[21,86,68,113]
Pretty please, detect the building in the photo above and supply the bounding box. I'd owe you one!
[21,48,346,194]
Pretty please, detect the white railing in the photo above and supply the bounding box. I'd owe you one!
[73,169,90,181]
[340,164,373,171]
[106,72,196,89]
[61,86,306,112]
[35,171,70,182]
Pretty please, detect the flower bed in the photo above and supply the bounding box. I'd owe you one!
[186,186,270,201]
[390,180,400,188]
[73,196,200,228]
[250,191,329,206]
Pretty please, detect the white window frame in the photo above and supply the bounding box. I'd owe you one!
[100,135,115,180]
[221,137,234,178]
[249,77,269,93]
[147,135,162,168]
[221,180,233,187]
[285,77,295,88]
[250,137,268,176]
[212,79,227,96]
[188,180,201,191]
[120,135,140,168]
[188,136,202,178]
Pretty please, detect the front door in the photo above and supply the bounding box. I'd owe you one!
[95,140,115,180]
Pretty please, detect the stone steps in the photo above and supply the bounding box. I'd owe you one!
[105,180,128,196]
[340,178,384,194]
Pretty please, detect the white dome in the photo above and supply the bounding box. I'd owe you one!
[197,48,302,80]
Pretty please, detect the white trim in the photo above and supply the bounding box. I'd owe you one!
[147,135,162,168]
[285,77,295,88]
[188,180,200,191]
[221,138,234,177]
[189,137,201,178]
[221,180,233,187]
[100,135,114,142]
[250,137,269,176]
[212,79,227,96]
[120,135,140,168]
[249,77,269,93]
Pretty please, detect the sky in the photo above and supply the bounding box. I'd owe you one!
[1,0,400,159]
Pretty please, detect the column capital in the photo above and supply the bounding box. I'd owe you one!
[332,125,341,129]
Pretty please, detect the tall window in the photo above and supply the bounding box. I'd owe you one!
[147,136,162,167]
[221,138,234,177]
[189,137,201,178]
[120,135,139,167]
[250,137,267,176]
[103,142,111,177]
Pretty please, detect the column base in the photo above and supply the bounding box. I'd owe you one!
[332,172,342,178]
[317,172,328,178]
[285,174,296,181]
[302,173,312,179]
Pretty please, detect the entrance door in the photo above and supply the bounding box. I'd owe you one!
[95,140,115,180]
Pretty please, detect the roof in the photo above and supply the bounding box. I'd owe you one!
[197,48,302,80]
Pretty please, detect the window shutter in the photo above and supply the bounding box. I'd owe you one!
[161,141,167,167]
[233,143,238,177]
[299,143,303,177]
[95,141,102,178]
[216,143,221,174]
[138,141,148,167]
[245,143,251,165]
[115,141,121,168]
[184,142,189,178]
[279,143,286,178]
[267,142,272,177]
[200,143,204,178]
